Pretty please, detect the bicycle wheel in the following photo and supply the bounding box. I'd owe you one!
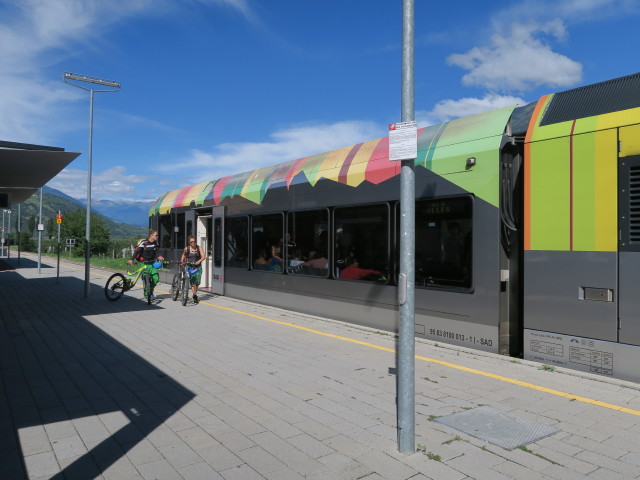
[142,271,152,305]
[170,273,181,301]
[105,273,126,301]
[181,273,189,306]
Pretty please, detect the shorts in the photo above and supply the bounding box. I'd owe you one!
[189,264,202,286]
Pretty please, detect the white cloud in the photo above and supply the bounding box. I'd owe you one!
[47,166,149,201]
[417,93,527,126]
[0,0,252,143]
[158,121,386,186]
[48,120,385,201]
[447,20,582,92]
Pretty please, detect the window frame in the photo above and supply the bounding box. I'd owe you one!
[225,215,249,269]
[250,212,284,273]
[398,194,474,292]
[286,208,331,278]
[333,202,391,284]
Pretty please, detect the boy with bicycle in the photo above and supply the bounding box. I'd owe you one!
[128,230,164,300]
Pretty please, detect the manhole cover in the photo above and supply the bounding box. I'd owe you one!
[434,406,560,450]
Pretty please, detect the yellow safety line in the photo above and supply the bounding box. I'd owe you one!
[200,300,640,417]
[18,254,640,416]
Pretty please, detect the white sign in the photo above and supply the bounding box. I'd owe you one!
[37,223,44,231]
[66,238,76,246]
[389,121,417,161]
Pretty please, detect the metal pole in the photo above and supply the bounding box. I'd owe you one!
[7,210,10,258]
[85,89,94,298]
[57,210,61,284]
[63,72,120,296]
[17,204,21,264]
[38,188,43,274]
[1,209,4,257]
[398,0,416,454]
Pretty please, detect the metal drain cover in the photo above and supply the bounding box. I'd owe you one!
[434,406,560,450]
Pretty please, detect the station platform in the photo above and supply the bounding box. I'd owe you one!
[1,255,640,479]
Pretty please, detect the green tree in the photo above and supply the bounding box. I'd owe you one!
[19,231,36,252]
[27,216,36,236]
[60,209,111,257]
[46,217,55,239]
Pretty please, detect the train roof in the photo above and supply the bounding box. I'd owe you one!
[150,106,517,215]
[540,71,640,126]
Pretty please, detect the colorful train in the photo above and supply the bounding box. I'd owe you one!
[149,72,640,383]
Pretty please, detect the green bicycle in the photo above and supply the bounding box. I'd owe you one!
[104,262,159,304]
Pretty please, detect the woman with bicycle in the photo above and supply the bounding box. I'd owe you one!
[127,230,164,301]
[180,235,205,304]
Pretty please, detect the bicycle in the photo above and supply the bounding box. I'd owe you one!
[170,262,196,306]
[104,262,160,305]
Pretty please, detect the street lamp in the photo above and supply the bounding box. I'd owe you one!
[6,209,11,258]
[63,72,121,298]
[1,209,9,257]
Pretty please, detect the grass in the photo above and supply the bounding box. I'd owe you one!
[516,445,561,465]
[416,444,441,461]
[538,364,555,372]
[16,249,165,273]
[442,435,463,445]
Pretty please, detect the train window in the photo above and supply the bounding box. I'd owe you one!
[334,204,389,282]
[251,213,284,272]
[226,216,248,269]
[286,209,329,277]
[158,215,172,248]
[410,196,473,289]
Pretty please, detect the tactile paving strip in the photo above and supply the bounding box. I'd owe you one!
[434,406,560,450]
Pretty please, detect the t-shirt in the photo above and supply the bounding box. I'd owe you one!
[132,239,160,263]
[184,245,201,263]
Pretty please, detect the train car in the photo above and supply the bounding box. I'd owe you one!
[149,72,640,383]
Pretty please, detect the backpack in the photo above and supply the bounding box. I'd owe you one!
[135,240,148,261]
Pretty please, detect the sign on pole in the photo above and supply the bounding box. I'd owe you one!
[389,121,417,162]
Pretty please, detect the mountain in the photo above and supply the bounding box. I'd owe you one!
[41,186,154,227]
[17,187,148,239]
[90,198,155,228]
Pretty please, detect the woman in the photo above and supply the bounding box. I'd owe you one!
[180,235,205,304]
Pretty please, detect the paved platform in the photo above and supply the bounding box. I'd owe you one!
[1,254,640,479]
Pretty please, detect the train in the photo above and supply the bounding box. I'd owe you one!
[149,71,640,383]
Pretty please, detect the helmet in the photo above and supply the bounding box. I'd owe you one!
[152,261,163,269]
[188,267,198,275]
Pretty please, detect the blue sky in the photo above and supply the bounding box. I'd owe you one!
[1,0,639,203]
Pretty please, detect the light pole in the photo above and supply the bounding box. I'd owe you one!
[63,72,121,298]
[398,0,416,453]
[6,209,11,258]
[1,209,6,257]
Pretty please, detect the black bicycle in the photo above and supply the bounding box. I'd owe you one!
[105,262,156,305]
[170,262,195,306]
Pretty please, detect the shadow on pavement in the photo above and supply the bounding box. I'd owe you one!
[0,258,195,479]
[0,256,54,270]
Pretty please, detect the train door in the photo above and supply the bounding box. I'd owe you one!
[196,214,212,289]
[618,154,640,346]
[211,206,225,295]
